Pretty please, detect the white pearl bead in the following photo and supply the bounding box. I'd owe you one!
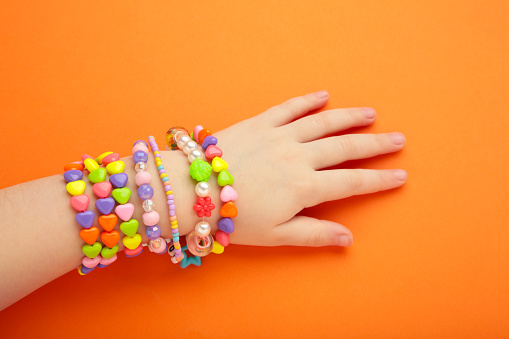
[195,221,211,237]
[177,135,191,149]
[188,149,204,163]
[195,181,211,197]
[183,140,198,155]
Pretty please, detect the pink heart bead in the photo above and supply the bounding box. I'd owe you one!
[142,211,160,226]
[70,194,90,212]
[115,203,134,221]
[93,182,112,199]
[82,255,101,268]
[205,145,223,160]
[220,185,238,202]
[100,254,117,266]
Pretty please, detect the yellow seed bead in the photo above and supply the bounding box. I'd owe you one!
[168,191,173,195]
[171,224,179,229]
[171,220,178,225]
[153,151,160,155]
[166,191,172,196]
[160,173,167,179]
[174,243,181,250]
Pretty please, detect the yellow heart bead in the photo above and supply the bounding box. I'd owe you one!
[123,234,142,250]
[96,152,113,164]
[106,160,125,175]
[211,157,228,173]
[84,158,100,172]
[211,240,225,254]
[66,180,86,196]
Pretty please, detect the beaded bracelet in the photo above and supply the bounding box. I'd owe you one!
[167,126,216,259]
[148,136,184,263]
[193,125,238,248]
[132,140,167,255]
[84,154,119,267]
[64,160,102,275]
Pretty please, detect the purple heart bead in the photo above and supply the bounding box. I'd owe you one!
[95,198,115,215]
[64,170,83,183]
[75,211,95,229]
[80,265,96,274]
[202,135,218,150]
[217,217,235,234]
[109,173,128,188]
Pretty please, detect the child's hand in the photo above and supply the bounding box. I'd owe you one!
[215,91,407,247]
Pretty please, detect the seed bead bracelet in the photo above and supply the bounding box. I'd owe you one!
[167,126,215,259]
[64,160,101,275]
[148,136,184,263]
[193,125,238,248]
[132,140,167,255]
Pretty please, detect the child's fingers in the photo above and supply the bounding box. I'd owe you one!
[308,169,407,206]
[262,91,329,127]
[283,107,376,142]
[305,133,406,169]
[271,216,353,247]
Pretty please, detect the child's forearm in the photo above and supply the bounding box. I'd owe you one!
[0,149,221,310]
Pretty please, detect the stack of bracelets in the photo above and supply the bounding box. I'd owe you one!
[63,128,237,275]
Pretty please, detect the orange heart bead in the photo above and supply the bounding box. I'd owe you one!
[219,201,238,218]
[100,230,120,248]
[80,227,99,245]
[64,163,84,172]
[198,129,211,145]
[98,214,118,232]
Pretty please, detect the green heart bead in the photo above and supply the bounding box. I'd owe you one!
[101,244,118,259]
[120,219,139,237]
[112,188,131,204]
[217,170,234,187]
[82,242,102,258]
[88,168,107,184]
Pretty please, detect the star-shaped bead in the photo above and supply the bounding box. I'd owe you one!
[180,245,201,268]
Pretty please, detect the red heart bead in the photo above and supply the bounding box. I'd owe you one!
[70,194,90,212]
[93,182,112,199]
[205,145,223,160]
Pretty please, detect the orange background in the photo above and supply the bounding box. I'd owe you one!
[1,0,508,337]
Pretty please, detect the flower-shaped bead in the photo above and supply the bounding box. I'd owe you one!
[193,196,215,218]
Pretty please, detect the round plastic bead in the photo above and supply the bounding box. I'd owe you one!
[132,143,149,154]
[195,181,211,197]
[132,140,149,148]
[188,148,204,163]
[145,225,162,240]
[132,150,148,163]
[148,238,167,254]
[137,184,154,200]
[135,171,152,186]
[183,140,198,155]
[142,211,160,226]
[195,221,211,237]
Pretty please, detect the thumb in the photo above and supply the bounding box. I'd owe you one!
[271,216,353,247]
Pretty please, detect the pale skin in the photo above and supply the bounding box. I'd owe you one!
[0,91,407,310]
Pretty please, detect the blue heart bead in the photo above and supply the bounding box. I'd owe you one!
[75,211,95,229]
[109,173,128,188]
[64,170,83,183]
[95,198,115,215]
[217,217,235,234]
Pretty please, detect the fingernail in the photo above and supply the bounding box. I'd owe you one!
[314,90,329,99]
[391,132,406,145]
[362,107,376,119]
[337,235,353,247]
[394,169,408,181]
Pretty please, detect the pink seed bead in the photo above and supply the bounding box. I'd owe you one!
[167,195,174,199]
[142,211,160,226]
[132,144,149,154]
[164,186,172,191]
[135,171,152,186]
[168,200,174,205]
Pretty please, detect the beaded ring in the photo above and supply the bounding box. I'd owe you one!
[148,136,184,263]
[167,126,216,259]
[64,160,102,275]
[132,140,167,255]
[193,125,238,248]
